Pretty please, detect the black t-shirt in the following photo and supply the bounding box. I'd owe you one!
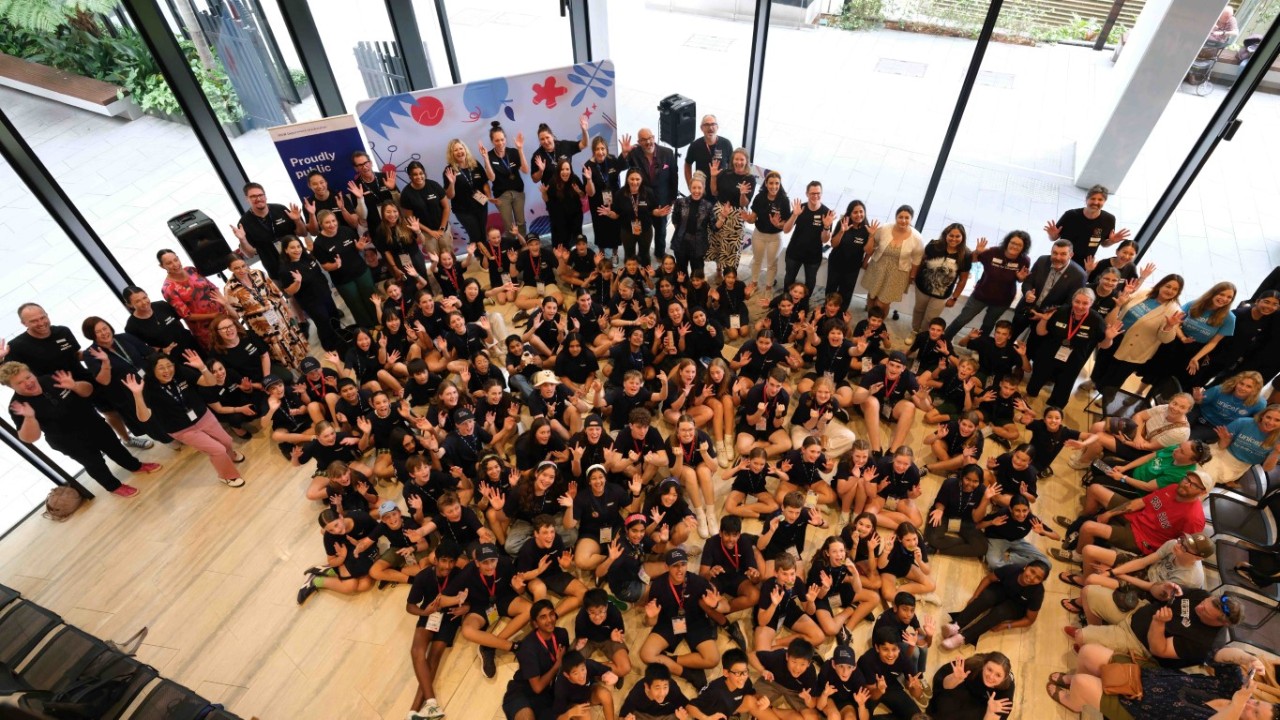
[620,680,690,716]
[692,677,754,716]
[994,564,1044,611]
[573,602,625,643]
[611,426,669,464]
[916,241,973,299]
[761,516,810,557]
[861,365,920,408]
[780,449,828,489]
[239,204,296,277]
[7,377,102,447]
[1026,419,1080,467]
[1038,307,1106,364]
[813,339,857,384]
[812,662,868,709]
[323,513,379,562]
[786,203,831,264]
[515,248,557,286]
[510,627,571,696]
[486,147,525,196]
[124,302,198,356]
[297,433,363,470]
[399,181,448,230]
[830,223,869,266]
[605,536,652,591]
[714,170,756,207]
[855,647,915,689]
[737,383,790,430]
[572,483,631,541]
[447,557,519,609]
[441,428,493,474]
[312,227,367,285]
[553,350,598,385]
[407,567,455,614]
[279,254,332,308]
[967,336,1021,382]
[303,191,356,228]
[881,542,927,577]
[428,507,483,548]
[603,387,655,432]
[931,475,984,521]
[7,327,82,376]
[757,649,817,692]
[874,457,922,500]
[1056,207,1116,260]
[991,453,1038,497]
[750,191,792,234]
[908,332,953,376]
[982,508,1038,541]
[702,533,758,586]
[684,135,734,186]
[1129,588,1225,668]
[650,571,713,629]
[369,515,425,550]
[532,140,582,184]
[216,333,269,381]
[514,534,569,577]
[141,366,209,432]
[979,391,1021,427]
[733,340,789,382]
[728,466,775,496]
[551,660,611,716]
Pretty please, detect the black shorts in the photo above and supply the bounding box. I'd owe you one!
[739,424,778,442]
[652,621,716,650]
[415,616,462,646]
[502,685,553,720]
[469,596,520,630]
[712,573,748,596]
[754,604,807,632]
[536,570,576,596]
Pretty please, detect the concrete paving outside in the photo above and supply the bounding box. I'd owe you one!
[1,0,1277,525]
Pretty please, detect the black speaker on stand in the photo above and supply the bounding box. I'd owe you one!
[167,210,233,278]
[657,94,697,149]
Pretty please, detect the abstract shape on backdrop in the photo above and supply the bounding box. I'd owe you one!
[532,76,568,109]
[462,78,514,123]
[359,94,416,139]
[356,61,616,249]
[568,62,614,107]
[411,96,445,126]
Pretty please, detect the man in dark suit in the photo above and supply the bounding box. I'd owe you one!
[1010,239,1086,353]
[624,128,679,260]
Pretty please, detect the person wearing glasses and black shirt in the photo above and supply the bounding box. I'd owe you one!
[622,128,678,258]
[230,182,305,283]
[350,150,399,238]
[684,115,734,193]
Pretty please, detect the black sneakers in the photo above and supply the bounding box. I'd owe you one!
[682,667,707,692]
[296,578,317,605]
[479,645,497,679]
[724,620,748,650]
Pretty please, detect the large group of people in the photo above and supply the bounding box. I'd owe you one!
[6,109,1280,720]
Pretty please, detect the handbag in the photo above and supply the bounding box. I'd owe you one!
[1113,582,1143,612]
[43,486,83,522]
[1101,662,1143,699]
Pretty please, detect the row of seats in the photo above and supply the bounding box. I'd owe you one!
[0,584,242,720]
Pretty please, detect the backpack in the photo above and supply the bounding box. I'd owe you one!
[43,486,83,522]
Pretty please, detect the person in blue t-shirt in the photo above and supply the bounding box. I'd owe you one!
[1142,281,1237,390]
[1204,405,1280,488]
[1189,371,1266,441]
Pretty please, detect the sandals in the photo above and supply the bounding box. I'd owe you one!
[1048,672,1073,688]
[1058,571,1084,588]
[1061,598,1084,614]
[1046,679,1070,708]
[1050,548,1081,564]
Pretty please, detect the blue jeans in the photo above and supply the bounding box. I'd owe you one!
[985,536,1049,570]
[509,373,535,403]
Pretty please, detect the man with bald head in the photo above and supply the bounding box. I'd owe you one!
[684,114,734,193]
[623,128,678,260]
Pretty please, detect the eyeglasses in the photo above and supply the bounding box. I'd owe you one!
[354,160,372,169]
[702,122,718,128]
[727,668,749,677]
[247,193,265,200]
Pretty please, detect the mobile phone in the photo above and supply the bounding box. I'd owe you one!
[1091,459,1113,475]
[1248,667,1258,684]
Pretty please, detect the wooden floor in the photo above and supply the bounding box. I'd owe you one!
[0,303,1107,720]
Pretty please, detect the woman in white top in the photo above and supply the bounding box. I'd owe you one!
[861,204,925,318]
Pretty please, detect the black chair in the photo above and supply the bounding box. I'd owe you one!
[1212,538,1280,600]
[1222,586,1280,657]
[1208,491,1280,548]
[1223,465,1280,503]
[1089,375,1183,423]
[0,584,19,612]
[0,600,62,669]
[124,678,226,720]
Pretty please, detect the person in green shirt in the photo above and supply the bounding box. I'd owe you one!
[1054,440,1211,548]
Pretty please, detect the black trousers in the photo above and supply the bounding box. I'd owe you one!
[925,520,988,558]
[949,585,1025,645]
[867,682,921,720]
[52,417,142,492]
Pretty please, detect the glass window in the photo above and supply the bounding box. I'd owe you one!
[0,13,241,295]
[442,0,573,81]
[0,442,52,539]
[310,0,400,105]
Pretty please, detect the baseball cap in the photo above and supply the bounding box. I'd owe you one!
[584,414,604,429]
[1181,533,1213,558]
[299,357,321,373]
[893,591,917,608]
[887,350,908,366]
[378,500,399,515]
[833,646,856,666]
[1186,470,1215,493]
[263,374,284,389]
[665,548,688,565]
[533,370,559,387]
[454,407,475,423]
[476,543,500,562]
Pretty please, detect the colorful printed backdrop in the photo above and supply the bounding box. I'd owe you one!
[355,60,617,248]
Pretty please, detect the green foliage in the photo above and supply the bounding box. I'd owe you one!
[0,0,115,33]
[835,0,884,30]
[0,16,244,123]
[289,68,307,90]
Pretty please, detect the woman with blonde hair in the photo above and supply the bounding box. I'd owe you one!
[1143,280,1238,390]
[1204,404,1280,487]
[707,147,755,277]
[1189,370,1267,442]
[376,201,429,284]
[442,138,491,245]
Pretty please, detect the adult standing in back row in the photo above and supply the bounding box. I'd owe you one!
[684,115,734,193]
[782,181,836,296]
[743,171,792,299]
[231,182,305,284]
[862,204,925,320]
[622,129,679,261]
[1045,185,1129,263]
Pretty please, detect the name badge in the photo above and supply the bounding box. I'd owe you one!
[805,491,818,508]
[755,417,768,432]
[472,191,488,206]
[861,357,873,373]
[485,605,500,626]
[600,527,613,543]
[828,592,843,613]
[1054,345,1073,362]
[261,308,283,327]
[672,615,687,635]
[631,220,642,235]
[729,316,741,330]
[602,191,612,207]
[822,371,834,382]
[947,517,962,534]
[537,282,547,294]
[186,409,198,422]
[426,611,443,632]
[500,273,512,286]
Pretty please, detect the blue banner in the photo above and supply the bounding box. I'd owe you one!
[268,115,367,201]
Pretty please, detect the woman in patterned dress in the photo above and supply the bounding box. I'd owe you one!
[707,148,755,279]
[222,254,309,372]
[158,248,233,352]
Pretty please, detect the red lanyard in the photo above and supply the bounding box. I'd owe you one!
[441,265,459,291]
[1065,312,1087,342]
[479,571,498,599]
[306,376,325,399]
[634,437,646,457]
[883,376,900,400]
[669,579,686,612]
[537,631,559,658]
[682,440,696,463]
[720,540,740,571]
